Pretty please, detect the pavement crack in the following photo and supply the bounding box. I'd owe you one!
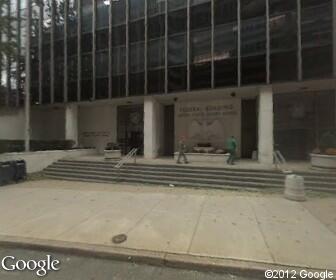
[186,195,207,253]
[247,197,276,263]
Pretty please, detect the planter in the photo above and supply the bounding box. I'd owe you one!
[310,153,336,170]
[104,150,122,160]
[174,152,229,163]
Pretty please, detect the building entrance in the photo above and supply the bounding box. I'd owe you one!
[117,105,144,155]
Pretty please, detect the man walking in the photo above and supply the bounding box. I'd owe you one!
[177,136,189,164]
[226,136,237,165]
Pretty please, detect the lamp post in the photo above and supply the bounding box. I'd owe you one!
[24,0,31,152]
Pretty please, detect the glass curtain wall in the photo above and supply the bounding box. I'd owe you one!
[42,0,51,104]
[147,0,165,94]
[167,0,187,93]
[269,0,297,82]
[112,0,126,98]
[301,0,333,79]
[240,0,266,85]
[129,0,145,96]
[54,0,65,103]
[214,0,238,87]
[15,0,335,107]
[96,0,109,99]
[68,0,78,101]
[81,0,92,101]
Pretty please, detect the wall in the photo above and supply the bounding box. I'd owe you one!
[0,108,25,140]
[175,98,242,155]
[78,105,117,153]
[0,149,96,173]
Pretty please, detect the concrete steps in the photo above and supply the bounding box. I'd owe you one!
[44,160,336,192]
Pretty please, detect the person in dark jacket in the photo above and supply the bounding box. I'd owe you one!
[226,136,237,165]
[177,136,189,164]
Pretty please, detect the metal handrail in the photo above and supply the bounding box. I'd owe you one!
[114,148,138,169]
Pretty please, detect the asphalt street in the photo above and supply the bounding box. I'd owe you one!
[0,247,262,280]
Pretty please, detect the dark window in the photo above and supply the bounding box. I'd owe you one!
[81,33,92,53]
[148,38,165,69]
[129,0,145,20]
[168,34,187,66]
[168,66,187,92]
[269,0,297,82]
[168,9,187,35]
[112,25,126,47]
[68,0,78,37]
[81,79,92,100]
[97,0,109,29]
[190,1,211,30]
[241,0,266,85]
[301,0,332,79]
[148,15,165,39]
[82,53,92,80]
[214,22,238,87]
[168,0,187,11]
[148,0,165,16]
[96,51,108,77]
[96,78,108,99]
[96,29,108,50]
[112,75,126,98]
[82,0,92,33]
[112,0,126,25]
[215,0,237,25]
[129,20,145,43]
[148,69,165,94]
[129,73,145,96]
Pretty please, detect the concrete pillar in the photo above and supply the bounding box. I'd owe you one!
[65,104,78,146]
[258,87,274,165]
[144,97,164,159]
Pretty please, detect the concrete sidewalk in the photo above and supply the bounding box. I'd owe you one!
[0,180,335,273]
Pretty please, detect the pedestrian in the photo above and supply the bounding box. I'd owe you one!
[177,136,189,164]
[226,136,237,165]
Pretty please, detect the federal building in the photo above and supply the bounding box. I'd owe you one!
[0,0,335,165]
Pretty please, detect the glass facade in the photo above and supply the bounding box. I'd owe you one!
[0,0,335,107]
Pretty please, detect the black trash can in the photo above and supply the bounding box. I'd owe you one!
[14,160,27,181]
[0,161,16,186]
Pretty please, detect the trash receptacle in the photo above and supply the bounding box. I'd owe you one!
[14,160,27,181]
[0,161,16,186]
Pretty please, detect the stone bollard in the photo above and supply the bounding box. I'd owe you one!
[284,174,306,202]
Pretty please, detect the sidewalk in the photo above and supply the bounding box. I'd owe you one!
[0,180,335,273]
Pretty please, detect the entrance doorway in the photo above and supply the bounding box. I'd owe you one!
[164,105,175,156]
[117,105,144,155]
[241,99,257,159]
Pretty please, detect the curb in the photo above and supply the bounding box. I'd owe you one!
[1,235,335,278]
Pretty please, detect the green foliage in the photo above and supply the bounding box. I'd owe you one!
[319,130,336,152]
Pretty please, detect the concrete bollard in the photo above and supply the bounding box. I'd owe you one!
[284,174,306,202]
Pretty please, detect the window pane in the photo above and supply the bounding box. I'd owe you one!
[97,0,109,29]
[129,19,145,43]
[129,0,145,20]
[148,69,165,94]
[215,0,237,25]
[96,29,108,50]
[42,0,51,104]
[168,34,187,66]
[269,0,297,82]
[168,9,187,35]
[301,0,332,79]
[112,0,126,25]
[148,15,165,39]
[148,0,165,16]
[148,38,165,69]
[81,0,92,33]
[241,0,266,85]
[190,0,211,30]
[96,51,108,77]
[168,66,187,92]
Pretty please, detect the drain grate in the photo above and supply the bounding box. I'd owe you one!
[112,234,127,244]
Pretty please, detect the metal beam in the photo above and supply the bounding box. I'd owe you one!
[64,0,69,102]
[77,0,82,101]
[237,0,241,87]
[39,2,43,104]
[108,0,113,99]
[50,0,55,103]
[164,0,168,94]
[125,0,129,96]
[187,0,190,92]
[144,0,148,95]
[297,0,302,81]
[25,0,32,152]
[92,0,96,100]
[211,0,214,89]
[266,0,270,84]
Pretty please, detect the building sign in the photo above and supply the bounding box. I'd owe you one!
[175,99,241,152]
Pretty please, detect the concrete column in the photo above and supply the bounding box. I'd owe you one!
[144,97,164,159]
[258,86,274,165]
[65,104,79,146]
